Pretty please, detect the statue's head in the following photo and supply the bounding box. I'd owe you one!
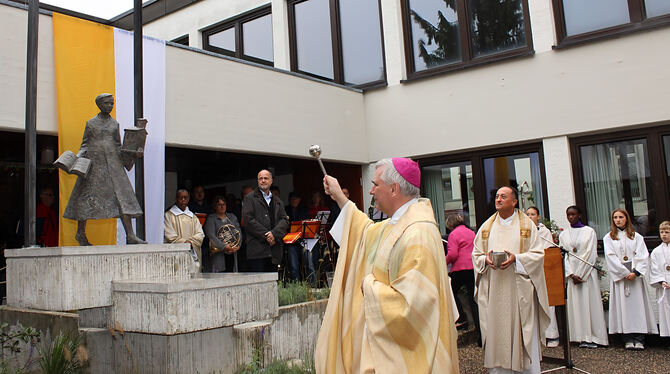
[95,93,114,113]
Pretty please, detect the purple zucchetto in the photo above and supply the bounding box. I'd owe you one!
[392,157,420,188]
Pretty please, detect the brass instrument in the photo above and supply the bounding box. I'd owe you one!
[211,222,241,255]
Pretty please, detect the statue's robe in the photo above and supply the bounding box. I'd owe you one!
[473,210,550,373]
[315,199,459,374]
[164,205,205,268]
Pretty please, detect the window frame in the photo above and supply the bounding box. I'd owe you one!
[287,0,387,90]
[201,5,274,66]
[171,35,189,46]
[570,123,670,247]
[419,142,549,230]
[552,0,670,49]
[400,0,534,82]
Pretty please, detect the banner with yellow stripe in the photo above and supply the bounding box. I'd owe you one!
[53,13,165,246]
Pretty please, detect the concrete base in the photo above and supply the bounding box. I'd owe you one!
[112,273,278,334]
[80,325,238,374]
[6,243,194,311]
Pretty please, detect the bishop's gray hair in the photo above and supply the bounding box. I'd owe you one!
[375,158,420,198]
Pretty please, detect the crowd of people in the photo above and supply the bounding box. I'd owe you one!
[443,188,670,373]
[163,169,341,284]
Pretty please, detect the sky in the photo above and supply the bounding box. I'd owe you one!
[41,1,151,19]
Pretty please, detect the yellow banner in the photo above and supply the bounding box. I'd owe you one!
[53,13,116,246]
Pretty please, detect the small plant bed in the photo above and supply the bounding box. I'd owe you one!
[237,358,315,374]
[277,282,329,307]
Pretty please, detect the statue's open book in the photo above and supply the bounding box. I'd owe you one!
[54,150,91,177]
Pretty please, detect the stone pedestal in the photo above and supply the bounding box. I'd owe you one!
[5,244,193,311]
[112,273,278,335]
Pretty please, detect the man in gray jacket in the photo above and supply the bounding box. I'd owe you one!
[242,169,289,272]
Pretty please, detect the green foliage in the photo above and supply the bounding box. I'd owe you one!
[277,282,329,307]
[540,218,561,244]
[0,322,41,374]
[38,332,87,374]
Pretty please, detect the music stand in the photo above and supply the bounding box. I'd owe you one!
[541,247,590,374]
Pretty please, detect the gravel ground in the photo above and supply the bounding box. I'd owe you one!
[457,334,670,374]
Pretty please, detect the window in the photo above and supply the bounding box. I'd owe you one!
[552,0,670,47]
[482,153,546,218]
[288,0,386,88]
[423,162,477,234]
[402,0,533,79]
[421,143,548,231]
[571,125,670,244]
[202,6,274,66]
[171,35,189,46]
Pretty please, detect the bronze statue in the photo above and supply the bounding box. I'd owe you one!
[61,93,146,245]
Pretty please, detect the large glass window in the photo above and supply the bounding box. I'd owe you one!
[293,0,334,79]
[202,6,274,66]
[420,143,548,231]
[423,162,476,234]
[552,0,670,46]
[646,0,670,18]
[483,153,545,218]
[289,0,386,88]
[561,0,630,37]
[579,140,654,238]
[403,0,532,78]
[572,126,670,246]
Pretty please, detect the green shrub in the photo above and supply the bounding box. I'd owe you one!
[0,322,40,374]
[38,332,87,374]
[278,282,329,306]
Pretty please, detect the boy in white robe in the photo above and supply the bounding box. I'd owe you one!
[649,220,670,337]
[603,209,657,350]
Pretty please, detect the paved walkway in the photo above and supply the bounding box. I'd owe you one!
[457,335,670,374]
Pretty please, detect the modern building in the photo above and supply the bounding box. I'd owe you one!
[1,0,669,248]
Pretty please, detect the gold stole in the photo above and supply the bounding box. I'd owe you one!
[478,209,532,254]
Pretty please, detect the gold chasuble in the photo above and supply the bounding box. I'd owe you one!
[473,210,550,372]
[315,199,459,374]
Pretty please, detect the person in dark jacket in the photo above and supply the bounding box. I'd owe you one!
[242,169,289,272]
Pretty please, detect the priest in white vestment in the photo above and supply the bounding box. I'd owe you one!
[315,158,459,373]
[474,187,550,374]
[559,206,608,347]
[164,189,205,270]
[603,208,657,350]
[649,220,670,337]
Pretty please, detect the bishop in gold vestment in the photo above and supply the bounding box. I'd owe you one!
[473,187,550,373]
[315,158,459,374]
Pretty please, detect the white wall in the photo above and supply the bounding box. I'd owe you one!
[164,46,368,163]
[542,136,575,227]
[363,26,670,161]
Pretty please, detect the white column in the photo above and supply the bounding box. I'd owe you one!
[271,0,291,70]
[379,0,407,86]
[542,136,575,230]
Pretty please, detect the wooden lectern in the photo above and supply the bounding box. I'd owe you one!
[544,246,565,306]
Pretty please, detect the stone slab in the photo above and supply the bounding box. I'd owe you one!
[81,326,238,374]
[112,273,278,335]
[6,243,194,311]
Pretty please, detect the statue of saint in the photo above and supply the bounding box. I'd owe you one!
[62,93,146,245]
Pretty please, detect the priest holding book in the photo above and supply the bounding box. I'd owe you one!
[61,93,146,245]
